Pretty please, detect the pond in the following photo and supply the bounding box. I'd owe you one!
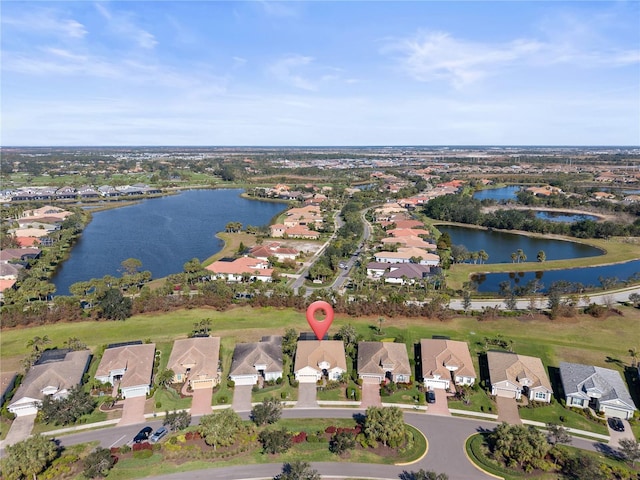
[471,260,640,293]
[535,211,599,223]
[438,225,602,264]
[473,185,521,202]
[52,189,287,295]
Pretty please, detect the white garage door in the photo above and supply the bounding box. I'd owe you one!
[297,374,318,384]
[231,376,256,386]
[425,379,449,390]
[494,387,517,399]
[604,406,633,419]
[122,386,148,398]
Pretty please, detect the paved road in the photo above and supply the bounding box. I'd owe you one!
[52,408,607,480]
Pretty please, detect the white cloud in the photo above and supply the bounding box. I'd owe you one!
[95,3,157,50]
[383,29,639,88]
[268,55,317,90]
[258,1,298,18]
[1,9,87,38]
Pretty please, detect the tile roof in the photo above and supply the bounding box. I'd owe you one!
[357,342,411,377]
[167,337,220,379]
[487,351,551,391]
[420,339,476,381]
[294,340,347,373]
[96,344,156,389]
[230,336,283,376]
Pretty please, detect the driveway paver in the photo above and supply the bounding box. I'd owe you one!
[360,378,381,408]
[0,413,36,448]
[118,396,147,426]
[231,385,253,412]
[495,396,522,424]
[191,387,213,415]
[426,388,451,416]
[607,418,635,448]
[295,382,318,408]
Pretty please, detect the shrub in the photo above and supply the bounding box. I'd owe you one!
[155,401,162,409]
[227,379,235,388]
[119,444,131,454]
[132,449,153,459]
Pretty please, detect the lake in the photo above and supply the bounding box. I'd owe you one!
[471,260,640,293]
[473,185,521,202]
[535,211,599,223]
[52,189,287,295]
[438,225,602,263]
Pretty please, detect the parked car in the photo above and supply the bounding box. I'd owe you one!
[427,390,436,404]
[133,426,153,443]
[149,426,168,443]
[609,417,625,432]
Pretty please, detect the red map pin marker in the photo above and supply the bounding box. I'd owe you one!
[306,300,334,340]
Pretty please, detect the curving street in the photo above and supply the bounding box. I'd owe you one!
[53,408,606,480]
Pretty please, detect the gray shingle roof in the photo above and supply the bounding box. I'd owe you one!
[559,362,636,409]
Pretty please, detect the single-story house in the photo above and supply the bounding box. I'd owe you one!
[382,264,435,284]
[366,262,390,278]
[559,362,637,419]
[381,236,438,250]
[357,342,411,384]
[249,243,298,262]
[269,224,287,237]
[229,336,283,386]
[205,257,273,282]
[95,343,156,398]
[420,339,476,390]
[487,351,552,402]
[8,350,91,416]
[294,340,347,383]
[167,337,221,389]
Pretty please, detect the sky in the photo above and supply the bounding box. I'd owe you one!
[2,1,639,146]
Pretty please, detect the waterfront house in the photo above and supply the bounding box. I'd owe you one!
[205,256,273,282]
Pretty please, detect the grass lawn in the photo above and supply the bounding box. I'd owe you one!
[154,387,191,412]
[105,418,425,480]
[517,402,609,435]
[317,384,347,401]
[382,385,423,405]
[448,389,496,414]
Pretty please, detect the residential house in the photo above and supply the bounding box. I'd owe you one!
[420,339,476,390]
[357,342,411,384]
[487,351,552,402]
[387,228,430,238]
[167,337,221,389]
[282,225,320,239]
[95,343,156,398]
[374,248,439,265]
[249,243,298,262]
[294,340,347,383]
[229,336,283,386]
[8,350,91,416]
[559,362,637,419]
[382,264,435,284]
[366,262,390,278]
[269,224,287,238]
[205,256,273,282]
[0,248,41,264]
[381,236,438,250]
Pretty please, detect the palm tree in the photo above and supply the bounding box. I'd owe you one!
[516,249,526,263]
[629,348,638,367]
[511,252,518,263]
[155,369,175,389]
[26,335,51,353]
[479,250,489,264]
[536,250,546,263]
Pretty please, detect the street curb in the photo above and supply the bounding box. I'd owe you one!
[394,423,428,466]
[463,434,505,480]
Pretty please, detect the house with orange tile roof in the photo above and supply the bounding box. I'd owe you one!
[525,185,563,196]
[205,256,274,282]
[249,242,298,262]
[381,236,437,250]
[16,236,40,247]
[282,225,320,239]
[387,228,430,237]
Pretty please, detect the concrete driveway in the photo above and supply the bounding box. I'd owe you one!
[426,389,450,416]
[495,396,522,424]
[608,418,635,448]
[295,382,318,408]
[232,385,253,412]
[191,387,213,416]
[0,414,36,448]
[118,396,147,426]
[360,378,381,408]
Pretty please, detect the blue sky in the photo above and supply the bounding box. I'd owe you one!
[2,1,639,146]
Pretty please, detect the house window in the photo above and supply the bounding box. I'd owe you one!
[571,397,584,407]
[534,391,547,400]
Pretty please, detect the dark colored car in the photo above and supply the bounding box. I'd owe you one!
[609,417,625,432]
[427,390,436,404]
[149,426,168,443]
[133,426,153,443]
